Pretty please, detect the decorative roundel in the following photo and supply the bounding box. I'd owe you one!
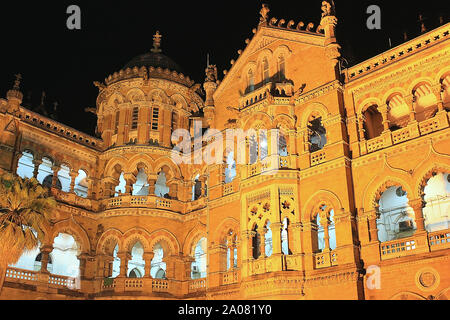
[415,267,440,292]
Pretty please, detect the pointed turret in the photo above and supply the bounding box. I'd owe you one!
[203,63,218,127]
[318,0,341,70]
[6,74,23,115]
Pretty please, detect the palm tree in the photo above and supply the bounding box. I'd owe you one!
[0,173,56,293]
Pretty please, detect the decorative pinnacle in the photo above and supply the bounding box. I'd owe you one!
[13,73,22,91]
[151,31,162,53]
[259,3,270,25]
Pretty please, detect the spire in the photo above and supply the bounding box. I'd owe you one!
[418,14,427,33]
[13,73,22,91]
[151,31,162,53]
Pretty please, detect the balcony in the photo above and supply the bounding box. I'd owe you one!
[100,195,207,214]
[428,230,450,251]
[51,188,93,210]
[360,112,449,155]
[5,267,77,291]
[310,150,327,167]
[380,237,418,260]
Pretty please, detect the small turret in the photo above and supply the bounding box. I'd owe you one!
[6,74,23,115]
[318,1,341,70]
[203,64,218,128]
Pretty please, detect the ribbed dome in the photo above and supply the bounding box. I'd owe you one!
[123,52,184,74]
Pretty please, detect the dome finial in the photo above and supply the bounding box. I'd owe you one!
[13,73,22,91]
[151,31,162,53]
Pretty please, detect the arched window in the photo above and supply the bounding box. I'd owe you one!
[127,242,145,278]
[16,151,34,179]
[252,225,261,260]
[192,174,202,201]
[225,232,238,271]
[423,173,450,232]
[114,172,126,197]
[281,218,290,255]
[259,131,268,161]
[151,243,167,279]
[279,132,288,156]
[225,152,237,184]
[264,221,273,257]
[248,69,255,93]
[376,186,416,242]
[37,157,53,185]
[74,170,88,198]
[57,164,71,193]
[51,233,80,278]
[191,237,207,279]
[131,107,139,130]
[308,118,327,152]
[132,168,149,196]
[262,58,270,84]
[316,214,325,252]
[278,55,286,81]
[111,245,120,278]
[155,171,169,198]
[363,105,384,140]
[172,112,179,132]
[329,210,337,250]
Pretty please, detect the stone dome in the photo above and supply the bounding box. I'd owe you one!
[123,52,185,74]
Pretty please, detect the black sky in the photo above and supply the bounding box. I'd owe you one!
[0,0,448,136]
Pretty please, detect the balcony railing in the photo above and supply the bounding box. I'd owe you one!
[101,195,206,214]
[314,250,338,269]
[5,267,77,290]
[152,279,169,293]
[429,230,450,251]
[222,270,239,285]
[361,112,449,155]
[380,236,417,260]
[188,279,207,293]
[310,150,327,166]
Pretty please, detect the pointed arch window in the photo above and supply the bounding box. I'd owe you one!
[114,111,120,134]
[263,58,270,84]
[278,55,286,81]
[131,107,139,130]
[248,69,255,93]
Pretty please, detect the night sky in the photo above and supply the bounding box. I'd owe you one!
[0,0,448,136]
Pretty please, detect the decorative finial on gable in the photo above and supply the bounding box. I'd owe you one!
[151,31,162,53]
[418,14,427,33]
[13,73,22,91]
[321,0,336,18]
[259,3,270,25]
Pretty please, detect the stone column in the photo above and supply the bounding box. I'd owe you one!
[32,158,42,179]
[123,173,136,195]
[147,174,158,195]
[51,165,60,188]
[39,245,53,274]
[143,252,155,278]
[270,222,283,255]
[117,252,131,277]
[433,85,445,112]
[357,114,366,141]
[168,181,178,199]
[410,199,426,232]
[367,210,379,243]
[407,95,417,123]
[69,169,78,194]
[377,105,390,132]
[259,229,266,258]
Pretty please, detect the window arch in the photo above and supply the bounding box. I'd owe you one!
[191,237,207,279]
[264,221,273,258]
[127,241,145,278]
[423,173,450,232]
[192,174,202,201]
[376,186,416,242]
[16,151,34,179]
[278,55,286,81]
[225,152,237,184]
[50,233,80,278]
[132,168,149,196]
[155,171,169,198]
[74,170,89,198]
[151,243,167,279]
[114,172,126,197]
[225,231,238,271]
[262,58,270,84]
[247,69,255,93]
[252,225,261,260]
[308,117,327,152]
